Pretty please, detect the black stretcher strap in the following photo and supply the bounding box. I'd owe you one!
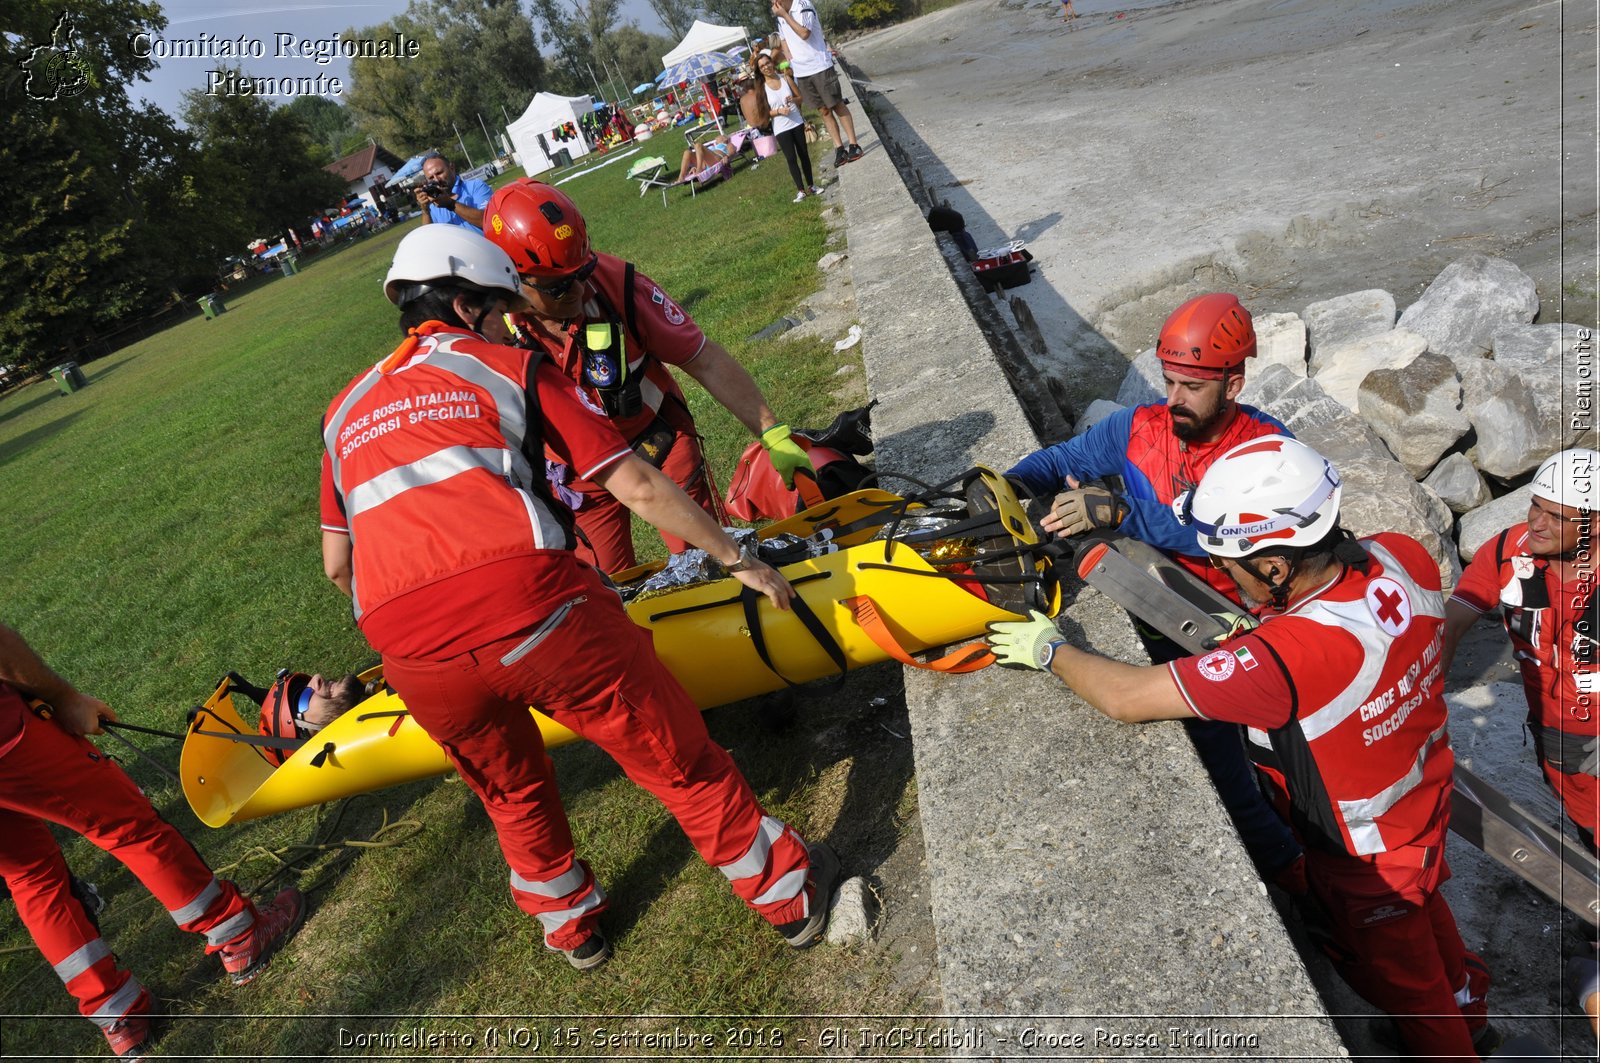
[740,585,848,691]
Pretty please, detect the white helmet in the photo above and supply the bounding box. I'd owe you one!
[383,225,522,307]
[1179,435,1343,558]
[1530,448,1600,512]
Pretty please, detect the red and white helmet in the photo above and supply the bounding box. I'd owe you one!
[383,225,522,306]
[1157,293,1257,377]
[483,179,593,279]
[1179,435,1342,558]
[1530,448,1600,512]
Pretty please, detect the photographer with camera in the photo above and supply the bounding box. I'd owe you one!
[413,152,489,232]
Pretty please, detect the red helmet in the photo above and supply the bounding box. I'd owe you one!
[1156,293,1257,376]
[257,672,311,766]
[483,179,592,279]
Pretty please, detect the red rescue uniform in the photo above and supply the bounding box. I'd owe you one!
[508,252,716,574]
[320,322,813,948]
[0,684,256,1033]
[1450,524,1600,843]
[1170,533,1487,1062]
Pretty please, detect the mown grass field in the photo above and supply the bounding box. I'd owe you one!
[0,134,932,1058]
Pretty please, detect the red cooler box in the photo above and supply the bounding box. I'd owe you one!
[971,250,1032,292]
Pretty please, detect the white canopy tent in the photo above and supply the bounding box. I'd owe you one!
[505,92,594,176]
[661,20,749,69]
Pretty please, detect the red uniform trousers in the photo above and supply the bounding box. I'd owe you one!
[380,564,811,950]
[1541,758,1600,850]
[0,715,255,1030]
[569,431,716,575]
[1308,850,1487,1062]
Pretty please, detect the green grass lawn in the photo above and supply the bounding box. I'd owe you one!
[0,136,932,1058]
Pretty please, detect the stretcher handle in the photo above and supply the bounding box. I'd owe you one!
[740,584,848,691]
[843,595,994,673]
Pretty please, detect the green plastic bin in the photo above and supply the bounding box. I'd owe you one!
[49,362,86,395]
[279,254,300,277]
[197,293,226,320]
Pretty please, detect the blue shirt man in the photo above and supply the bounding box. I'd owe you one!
[414,153,490,233]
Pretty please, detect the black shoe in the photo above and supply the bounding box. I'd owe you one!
[547,929,611,971]
[775,843,839,949]
[70,876,107,931]
[846,143,863,162]
[833,146,849,168]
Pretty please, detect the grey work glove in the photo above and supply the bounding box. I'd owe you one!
[1580,736,1600,779]
[1046,485,1125,538]
[986,610,1067,671]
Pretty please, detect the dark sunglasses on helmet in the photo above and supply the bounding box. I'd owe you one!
[528,255,597,298]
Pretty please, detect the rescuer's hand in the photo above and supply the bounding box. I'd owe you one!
[1042,485,1125,538]
[731,556,797,611]
[52,690,116,737]
[760,424,816,489]
[1580,737,1600,779]
[986,610,1066,671]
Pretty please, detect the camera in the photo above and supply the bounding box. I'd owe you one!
[421,179,455,207]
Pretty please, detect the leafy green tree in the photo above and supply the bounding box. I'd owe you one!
[700,0,768,37]
[610,25,678,90]
[285,95,367,164]
[0,1,208,368]
[180,78,348,260]
[345,0,546,154]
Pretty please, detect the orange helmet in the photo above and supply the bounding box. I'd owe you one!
[257,671,312,767]
[483,179,592,279]
[1156,293,1257,376]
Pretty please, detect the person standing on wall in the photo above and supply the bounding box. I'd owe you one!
[772,0,863,169]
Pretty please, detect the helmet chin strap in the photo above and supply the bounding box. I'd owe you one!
[1237,555,1293,610]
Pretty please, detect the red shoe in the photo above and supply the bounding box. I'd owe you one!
[219,887,306,985]
[102,986,155,1060]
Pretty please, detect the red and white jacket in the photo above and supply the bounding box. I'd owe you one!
[1170,533,1454,858]
[1450,523,1599,737]
[321,323,631,660]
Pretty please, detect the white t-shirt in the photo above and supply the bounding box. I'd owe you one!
[777,1,832,78]
[765,78,802,134]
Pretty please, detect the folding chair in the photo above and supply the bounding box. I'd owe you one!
[626,156,672,198]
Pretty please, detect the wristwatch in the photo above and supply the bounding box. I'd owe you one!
[725,544,760,573]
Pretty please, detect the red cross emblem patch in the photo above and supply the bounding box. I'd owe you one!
[1196,649,1237,682]
[1365,577,1412,636]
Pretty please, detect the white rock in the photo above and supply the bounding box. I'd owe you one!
[1076,399,1126,435]
[823,876,877,947]
[1456,486,1534,561]
[1310,328,1428,413]
[1356,352,1469,480]
[1457,359,1549,480]
[1115,347,1163,407]
[817,251,848,271]
[1423,453,1490,515]
[1304,290,1396,373]
[1490,323,1599,451]
[1396,254,1538,359]
[1253,312,1308,377]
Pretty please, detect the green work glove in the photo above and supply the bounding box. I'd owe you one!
[1047,485,1126,537]
[760,423,816,488]
[986,610,1067,671]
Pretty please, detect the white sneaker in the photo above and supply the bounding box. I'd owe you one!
[793,191,808,203]
[809,185,825,196]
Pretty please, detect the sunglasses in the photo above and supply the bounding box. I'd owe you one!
[528,256,597,298]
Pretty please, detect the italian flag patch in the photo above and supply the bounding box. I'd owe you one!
[1233,646,1259,671]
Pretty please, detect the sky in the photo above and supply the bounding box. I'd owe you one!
[129,0,671,120]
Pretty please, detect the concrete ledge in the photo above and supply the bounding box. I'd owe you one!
[833,64,1349,1059]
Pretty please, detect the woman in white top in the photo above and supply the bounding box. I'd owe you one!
[752,52,822,202]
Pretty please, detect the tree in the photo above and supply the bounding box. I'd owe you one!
[180,79,348,260]
[700,0,769,37]
[610,25,679,91]
[285,95,367,164]
[345,0,546,154]
[0,1,209,368]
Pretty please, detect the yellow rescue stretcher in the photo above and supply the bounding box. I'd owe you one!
[180,467,1059,827]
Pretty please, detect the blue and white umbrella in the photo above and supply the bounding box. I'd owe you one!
[659,50,742,86]
[633,82,656,94]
